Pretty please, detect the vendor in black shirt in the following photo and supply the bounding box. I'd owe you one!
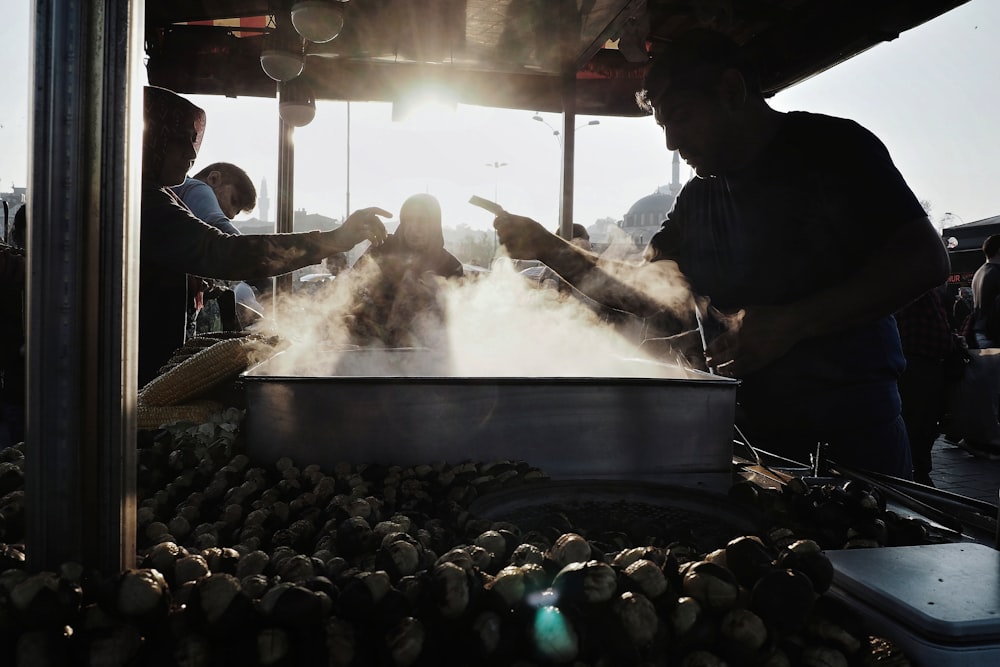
[492,29,949,478]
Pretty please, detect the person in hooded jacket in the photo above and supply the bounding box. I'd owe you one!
[139,85,391,385]
[358,193,464,280]
[347,193,463,346]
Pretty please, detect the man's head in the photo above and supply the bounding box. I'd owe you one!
[636,29,763,177]
[192,162,257,219]
[555,223,592,250]
[143,86,206,187]
[983,235,1000,260]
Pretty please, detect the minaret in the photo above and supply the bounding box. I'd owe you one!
[669,151,682,195]
[258,178,270,223]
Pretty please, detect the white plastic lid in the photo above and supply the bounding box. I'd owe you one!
[828,543,1000,643]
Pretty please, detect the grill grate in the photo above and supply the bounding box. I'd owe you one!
[471,480,762,553]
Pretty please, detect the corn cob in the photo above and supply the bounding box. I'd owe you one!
[182,337,220,349]
[197,331,257,340]
[139,338,252,406]
[136,400,223,430]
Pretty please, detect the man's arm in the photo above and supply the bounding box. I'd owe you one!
[144,186,390,280]
[707,215,950,375]
[494,213,694,328]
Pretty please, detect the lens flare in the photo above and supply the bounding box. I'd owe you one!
[531,604,578,662]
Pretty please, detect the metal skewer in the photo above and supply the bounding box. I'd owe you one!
[693,301,716,374]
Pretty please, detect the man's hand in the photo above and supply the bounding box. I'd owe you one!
[706,304,801,377]
[493,213,561,261]
[337,207,392,248]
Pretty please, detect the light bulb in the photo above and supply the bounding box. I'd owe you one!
[291,0,347,44]
[260,28,305,82]
[260,49,304,82]
[279,79,317,127]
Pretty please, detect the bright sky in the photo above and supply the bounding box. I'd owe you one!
[1,1,998,234]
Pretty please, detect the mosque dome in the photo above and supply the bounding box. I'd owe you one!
[618,151,686,246]
[626,190,676,217]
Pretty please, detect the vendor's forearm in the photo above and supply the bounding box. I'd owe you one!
[539,242,684,319]
[322,227,362,254]
[536,240,598,285]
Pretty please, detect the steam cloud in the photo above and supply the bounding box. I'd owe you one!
[247,248,702,379]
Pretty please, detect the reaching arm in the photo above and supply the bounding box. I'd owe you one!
[143,187,389,280]
[707,215,950,375]
[494,213,694,329]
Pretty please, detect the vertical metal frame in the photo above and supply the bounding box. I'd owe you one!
[27,0,142,572]
[275,117,296,299]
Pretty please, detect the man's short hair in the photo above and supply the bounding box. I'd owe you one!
[552,224,590,240]
[636,28,761,113]
[983,234,1000,259]
[193,162,257,214]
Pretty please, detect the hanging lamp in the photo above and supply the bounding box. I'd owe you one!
[291,0,348,44]
[279,77,317,127]
[260,22,305,82]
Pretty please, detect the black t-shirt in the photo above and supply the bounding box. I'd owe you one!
[650,111,926,433]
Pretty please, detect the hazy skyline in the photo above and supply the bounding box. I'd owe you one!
[2,1,998,234]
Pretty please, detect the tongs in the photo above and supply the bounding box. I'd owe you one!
[824,459,976,538]
[827,461,998,542]
[732,429,999,544]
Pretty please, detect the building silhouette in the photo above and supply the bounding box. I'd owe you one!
[257,178,270,223]
[620,151,685,246]
[1,186,26,213]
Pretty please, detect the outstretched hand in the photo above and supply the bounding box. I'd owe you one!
[493,213,560,260]
[340,207,392,247]
[705,304,801,377]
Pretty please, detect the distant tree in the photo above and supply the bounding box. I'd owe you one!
[918,199,948,233]
[447,227,495,268]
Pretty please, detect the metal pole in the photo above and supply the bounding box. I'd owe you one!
[485,161,506,258]
[275,115,295,303]
[558,74,576,241]
[27,0,141,572]
[346,101,351,219]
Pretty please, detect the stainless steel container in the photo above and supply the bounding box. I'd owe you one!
[241,349,738,482]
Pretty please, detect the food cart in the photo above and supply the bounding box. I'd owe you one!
[9,0,998,664]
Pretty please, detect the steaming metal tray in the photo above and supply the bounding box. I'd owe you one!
[241,349,739,483]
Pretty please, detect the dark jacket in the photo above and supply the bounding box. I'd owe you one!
[139,186,331,385]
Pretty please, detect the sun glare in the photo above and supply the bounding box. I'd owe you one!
[391,86,458,131]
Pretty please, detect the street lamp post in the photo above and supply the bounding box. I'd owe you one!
[485,161,508,257]
[532,115,600,145]
[485,160,508,204]
[531,114,601,238]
